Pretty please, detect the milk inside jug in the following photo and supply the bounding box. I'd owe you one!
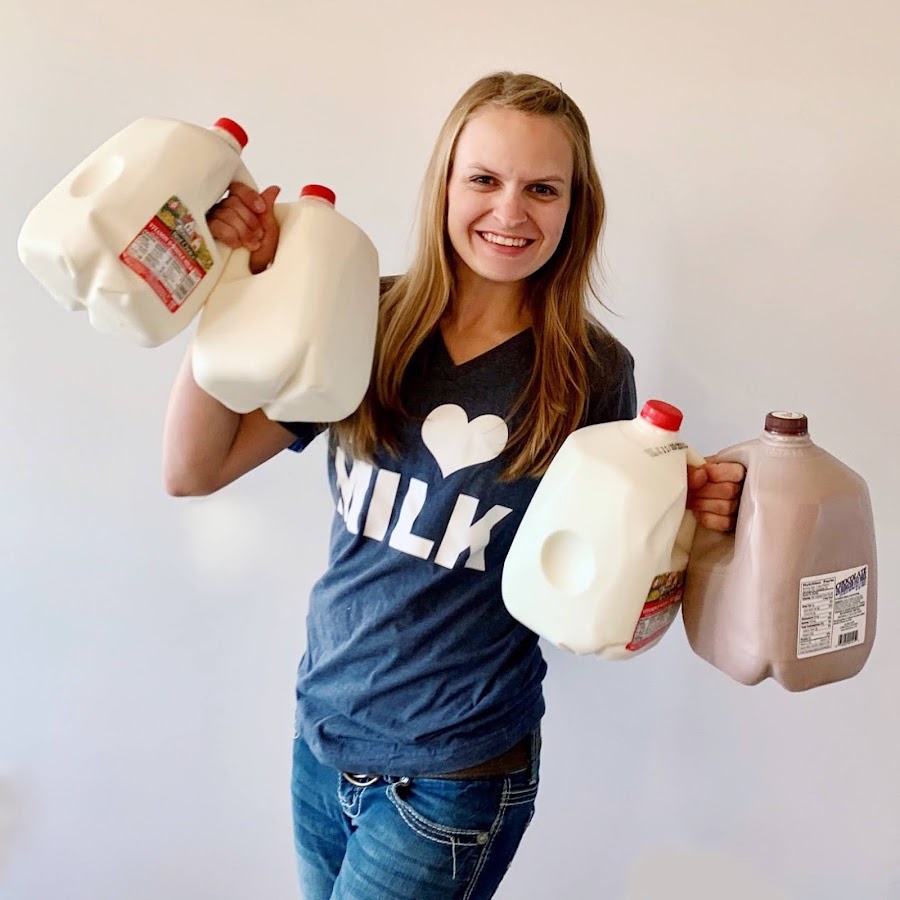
[682,411,877,691]
[17,116,255,347]
[191,184,380,423]
[502,400,705,659]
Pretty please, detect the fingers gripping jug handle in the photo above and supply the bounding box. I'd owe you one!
[208,118,259,267]
[700,444,750,535]
[203,197,293,296]
[206,158,258,271]
[676,446,706,570]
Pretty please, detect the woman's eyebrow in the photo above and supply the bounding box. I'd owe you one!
[466,164,566,183]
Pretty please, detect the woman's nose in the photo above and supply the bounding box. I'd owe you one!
[494,190,527,228]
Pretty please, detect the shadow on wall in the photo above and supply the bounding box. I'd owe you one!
[623,847,794,900]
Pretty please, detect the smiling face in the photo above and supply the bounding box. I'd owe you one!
[446,106,574,291]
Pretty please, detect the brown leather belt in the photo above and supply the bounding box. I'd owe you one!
[420,734,532,780]
[342,734,535,786]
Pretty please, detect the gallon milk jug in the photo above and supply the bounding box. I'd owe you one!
[17,116,255,347]
[682,411,877,691]
[503,400,705,659]
[191,184,379,423]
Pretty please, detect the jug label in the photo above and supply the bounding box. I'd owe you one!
[119,195,214,312]
[797,564,868,658]
[627,570,685,651]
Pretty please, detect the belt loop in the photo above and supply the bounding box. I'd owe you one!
[528,728,541,785]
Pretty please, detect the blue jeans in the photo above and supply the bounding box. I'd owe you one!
[291,734,541,899]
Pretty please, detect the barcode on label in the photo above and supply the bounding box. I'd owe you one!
[838,630,859,647]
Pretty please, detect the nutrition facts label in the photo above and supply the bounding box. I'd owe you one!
[797,565,868,658]
[119,196,214,311]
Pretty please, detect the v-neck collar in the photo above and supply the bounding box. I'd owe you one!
[432,326,535,378]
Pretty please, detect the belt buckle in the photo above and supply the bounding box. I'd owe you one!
[343,772,380,787]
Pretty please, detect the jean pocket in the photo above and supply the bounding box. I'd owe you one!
[380,776,540,892]
[386,777,504,847]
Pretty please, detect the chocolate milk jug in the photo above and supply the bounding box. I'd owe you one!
[682,412,877,691]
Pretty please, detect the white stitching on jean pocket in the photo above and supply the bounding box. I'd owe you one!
[461,779,510,900]
[386,783,487,847]
[505,784,539,806]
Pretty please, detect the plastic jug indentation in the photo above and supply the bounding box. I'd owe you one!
[540,529,595,594]
[69,156,126,198]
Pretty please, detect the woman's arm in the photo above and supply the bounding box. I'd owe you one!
[162,181,297,496]
[162,346,298,496]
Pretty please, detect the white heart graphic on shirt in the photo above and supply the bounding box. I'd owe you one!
[421,404,509,478]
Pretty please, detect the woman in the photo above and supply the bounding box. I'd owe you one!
[163,71,744,900]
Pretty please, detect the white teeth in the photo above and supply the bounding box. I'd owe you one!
[480,232,529,247]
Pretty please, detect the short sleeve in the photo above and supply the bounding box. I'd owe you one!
[584,335,637,426]
[607,350,637,421]
[278,421,327,453]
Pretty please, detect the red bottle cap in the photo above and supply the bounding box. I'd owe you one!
[300,184,336,205]
[213,118,248,148]
[640,400,683,432]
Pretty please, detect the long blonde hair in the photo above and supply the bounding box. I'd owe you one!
[334,71,615,478]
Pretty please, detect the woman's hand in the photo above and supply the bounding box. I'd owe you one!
[208,182,281,274]
[687,461,746,532]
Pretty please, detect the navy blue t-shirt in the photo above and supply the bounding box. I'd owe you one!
[281,324,636,776]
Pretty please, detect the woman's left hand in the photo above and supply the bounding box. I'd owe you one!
[687,461,746,532]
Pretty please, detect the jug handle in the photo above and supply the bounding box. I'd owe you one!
[208,161,264,283]
[695,443,751,535]
[686,446,706,469]
[677,446,707,551]
[232,160,258,195]
[211,199,293,288]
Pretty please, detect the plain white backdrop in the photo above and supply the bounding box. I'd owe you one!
[2,1,898,898]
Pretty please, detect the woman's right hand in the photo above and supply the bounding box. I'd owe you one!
[208,182,281,274]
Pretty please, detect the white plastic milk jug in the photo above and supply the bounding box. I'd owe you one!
[17,116,256,347]
[191,184,380,423]
[502,400,705,659]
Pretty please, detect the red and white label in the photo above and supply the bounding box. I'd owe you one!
[627,569,685,652]
[119,196,214,312]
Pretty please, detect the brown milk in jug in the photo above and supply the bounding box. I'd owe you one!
[682,412,877,691]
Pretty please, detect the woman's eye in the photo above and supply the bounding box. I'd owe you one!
[530,183,558,196]
[471,175,495,186]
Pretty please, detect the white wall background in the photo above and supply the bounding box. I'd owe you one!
[2,1,898,898]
